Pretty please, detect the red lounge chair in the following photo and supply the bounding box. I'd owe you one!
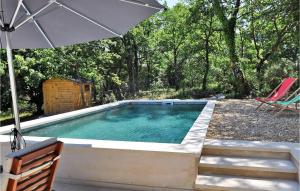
[255,77,297,110]
[1,138,63,191]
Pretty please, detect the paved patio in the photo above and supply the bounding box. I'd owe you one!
[54,182,187,191]
[54,183,132,191]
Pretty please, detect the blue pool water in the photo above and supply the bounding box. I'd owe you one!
[24,104,205,143]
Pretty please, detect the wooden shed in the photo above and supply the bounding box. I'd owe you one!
[43,78,92,115]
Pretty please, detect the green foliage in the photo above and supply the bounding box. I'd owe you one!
[0,0,299,113]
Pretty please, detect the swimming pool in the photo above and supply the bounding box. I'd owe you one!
[0,100,216,190]
[23,104,205,143]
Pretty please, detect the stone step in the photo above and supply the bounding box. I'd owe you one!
[203,139,293,160]
[199,155,298,180]
[195,174,300,191]
[202,147,290,160]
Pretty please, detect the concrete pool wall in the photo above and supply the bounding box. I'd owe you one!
[0,100,216,190]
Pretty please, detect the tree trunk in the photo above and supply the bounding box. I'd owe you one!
[173,49,180,91]
[256,64,264,92]
[29,82,44,115]
[35,100,44,115]
[91,77,97,103]
[126,57,135,96]
[122,34,137,96]
[146,61,151,89]
[202,37,210,91]
[226,22,249,96]
[213,0,249,97]
[133,39,139,94]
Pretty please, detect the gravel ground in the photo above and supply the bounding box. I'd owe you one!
[206,99,299,143]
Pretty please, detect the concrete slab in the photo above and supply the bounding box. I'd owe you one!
[195,174,300,191]
[200,155,297,173]
[54,183,131,191]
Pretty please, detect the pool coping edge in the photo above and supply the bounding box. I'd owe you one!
[0,99,216,156]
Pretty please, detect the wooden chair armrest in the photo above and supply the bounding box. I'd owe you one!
[3,155,60,181]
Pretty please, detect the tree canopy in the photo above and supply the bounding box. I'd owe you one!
[0,0,299,114]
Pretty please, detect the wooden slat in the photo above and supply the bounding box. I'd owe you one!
[21,153,56,173]
[11,159,23,175]
[17,169,51,190]
[32,183,48,191]
[20,176,49,191]
[19,167,51,182]
[7,179,18,191]
[47,142,64,189]
[20,144,57,163]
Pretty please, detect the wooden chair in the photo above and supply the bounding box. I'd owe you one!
[255,77,297,110]
[1,138,63,191]
[271,88,300,116]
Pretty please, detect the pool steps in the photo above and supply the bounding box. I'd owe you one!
[195,139,300,191]
[195,174,299,191]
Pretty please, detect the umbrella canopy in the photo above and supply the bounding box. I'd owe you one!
[0,0,163,150]
[0,0,164,48]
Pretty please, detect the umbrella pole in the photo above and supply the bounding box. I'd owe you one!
[5,32,21,132]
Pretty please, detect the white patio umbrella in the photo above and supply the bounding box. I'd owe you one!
[0,0,164,150]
